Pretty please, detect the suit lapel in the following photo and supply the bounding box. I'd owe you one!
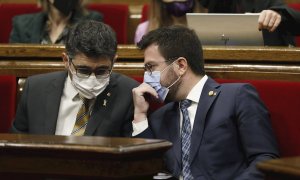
[84,75,115,136]
[44,72,67,134]
[190,78,220,163]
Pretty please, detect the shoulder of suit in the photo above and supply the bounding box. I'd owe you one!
[12,12,46,26]
[13,12,45,22]
[28,71,67,82]
[218,82,257,96]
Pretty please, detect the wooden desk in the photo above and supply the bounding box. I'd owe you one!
[257,157,300,180]
[0,133,172,179]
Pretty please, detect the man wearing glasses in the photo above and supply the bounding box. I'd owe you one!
[11,20,139,137]
[132,25,279,179]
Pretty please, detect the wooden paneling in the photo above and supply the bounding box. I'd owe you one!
[1,44,300,81]
[257,156,300,180]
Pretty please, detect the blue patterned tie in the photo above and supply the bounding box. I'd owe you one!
[180,99,193,180]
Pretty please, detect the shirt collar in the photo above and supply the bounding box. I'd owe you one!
[186,75,208,103]
[64,74,80,101]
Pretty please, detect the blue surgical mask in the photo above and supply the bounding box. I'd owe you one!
[144,71,170,102]
[143,62,181,102]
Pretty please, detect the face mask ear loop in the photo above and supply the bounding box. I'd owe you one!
[161,60,177,73]
[167,74,181,89]
[68,59,76,75]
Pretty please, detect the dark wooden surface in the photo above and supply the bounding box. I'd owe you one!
[0,133,172,179]
[1,44,300,81]
[257,157,300,180]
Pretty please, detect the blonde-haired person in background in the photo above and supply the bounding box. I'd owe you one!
[10,0,103,44]
[134,0,206,44]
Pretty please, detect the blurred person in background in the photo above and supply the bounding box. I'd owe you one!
[10,0,103,44]
[134,0,206,44]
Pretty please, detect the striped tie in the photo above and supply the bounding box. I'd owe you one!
[72,97,91,136]
[180,99,193,180]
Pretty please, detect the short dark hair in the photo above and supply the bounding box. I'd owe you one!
[137,25,205,76]
[65,20,117,61]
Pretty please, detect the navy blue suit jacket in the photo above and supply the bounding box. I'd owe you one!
[137,77,279,180]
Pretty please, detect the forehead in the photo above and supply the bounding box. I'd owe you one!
[72,53,111,66]
[144,44,165,64]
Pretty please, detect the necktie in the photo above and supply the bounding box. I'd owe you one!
[72,97,91,136]
[180,99,193,180]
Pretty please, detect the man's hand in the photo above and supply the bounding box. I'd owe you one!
[132,83,158,123]
[258,10,281,32]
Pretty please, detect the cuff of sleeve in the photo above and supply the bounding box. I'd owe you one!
[132,118,149,136]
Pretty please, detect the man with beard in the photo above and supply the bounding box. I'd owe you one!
[132,25,279,179]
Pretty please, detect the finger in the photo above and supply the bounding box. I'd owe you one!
[262,11,272,29]
[267,15,276,30]
[270,14,281,32]
[133,83,158,99]
[258,10,266,30]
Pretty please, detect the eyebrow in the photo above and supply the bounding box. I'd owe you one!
[76,64,111,69]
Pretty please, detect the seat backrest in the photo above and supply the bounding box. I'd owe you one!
[0,75,17,133]
[87,3,129,44]
[288,3,300,47]
[0,3,41,43]
[141,4,149,23]
[215,79,300,157]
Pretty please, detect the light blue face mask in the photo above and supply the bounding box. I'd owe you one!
[143,62,181,102]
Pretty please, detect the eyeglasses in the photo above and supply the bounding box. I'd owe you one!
[69,59,112,79]
[143,57,179,75]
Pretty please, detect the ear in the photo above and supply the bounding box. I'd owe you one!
[113,54,118,64]
[175,57,188,76]
[62,52,69,69]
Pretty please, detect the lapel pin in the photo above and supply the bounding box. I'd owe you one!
[208,91,214,96]
[107,92,111,97]
[103,99,107,107]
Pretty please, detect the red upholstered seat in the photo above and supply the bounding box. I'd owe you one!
[0,3,41,43]
[215,79,300,157]
[0,3,129,44]
[0,76,17,133]
[140,4,149,23]
[87,4,129,44]
[288,3,300,47]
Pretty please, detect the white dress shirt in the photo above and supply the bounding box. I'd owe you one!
[132,75,208,136]
[55,76,82,135]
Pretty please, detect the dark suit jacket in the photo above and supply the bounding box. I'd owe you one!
[137,77,279,180]
[199,0,300,46]
[11,71,139,137]
[9,10,103,43]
